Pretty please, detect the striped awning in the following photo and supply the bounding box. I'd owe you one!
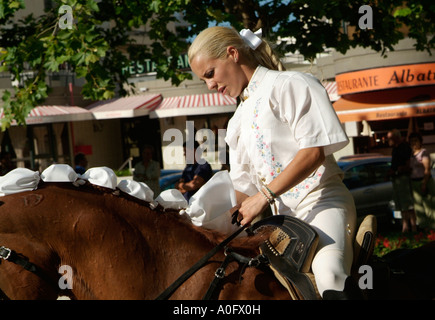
[86,94,163,119]
[322,81,339,102]
[149,93,237,118]
[1,105,93,125]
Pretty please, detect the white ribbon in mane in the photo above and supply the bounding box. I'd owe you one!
[0,168,40,196]
[0,165,241,235]
[117,179,155,202]
[239,28,262,50]
[155,189,188,210]
[41,164,78,182]
[81,167,118,190]
[181,170,239,235]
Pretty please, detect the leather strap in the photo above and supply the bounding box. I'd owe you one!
[155,213,247,300]
[0,246,57,290]
[202,249,269,300]
[202,253,234,300]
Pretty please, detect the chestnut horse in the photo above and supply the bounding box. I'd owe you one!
[0,181,434,300]
[0,181,289,300]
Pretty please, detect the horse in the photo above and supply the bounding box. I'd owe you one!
[0,181,289,300]
[0,180,434,300]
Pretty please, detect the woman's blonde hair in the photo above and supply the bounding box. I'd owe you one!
[188,26,285,71]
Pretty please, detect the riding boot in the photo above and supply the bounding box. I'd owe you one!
[322,277,364,300]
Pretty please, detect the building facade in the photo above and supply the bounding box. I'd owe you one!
[1,1,434,176]
[318,37,435,159]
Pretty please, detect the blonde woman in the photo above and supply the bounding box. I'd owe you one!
[188,26,361,299]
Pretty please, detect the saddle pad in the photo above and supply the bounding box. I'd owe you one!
[250,215,320,300]
[250,215,319,273]
[261,249,321,300]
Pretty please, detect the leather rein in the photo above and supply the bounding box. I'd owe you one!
[156,211,269,300]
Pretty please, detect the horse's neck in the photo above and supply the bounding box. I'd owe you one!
[144,212,217,256]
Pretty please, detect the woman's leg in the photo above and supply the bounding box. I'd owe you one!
[310,205,356,296]
[296,178,358,298]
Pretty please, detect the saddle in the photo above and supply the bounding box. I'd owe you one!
[251,214,377,300]
[156,213,377,300]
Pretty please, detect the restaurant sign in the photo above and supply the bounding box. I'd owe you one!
[336,62,435,95]
[122,54,190,76]
[335,102,435,123]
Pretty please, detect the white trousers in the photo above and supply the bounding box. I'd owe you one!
[293,175,356,296]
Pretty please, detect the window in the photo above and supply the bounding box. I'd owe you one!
[343,165,371,189]
[343,161,391,190]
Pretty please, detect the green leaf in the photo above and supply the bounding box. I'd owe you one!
[9,1,22,9]
[2,90,11,102]
[44,59,59,72]
[75,66,88,78]
[73,52,86,65]
[150,0,161,12]
[102,90,114,99]
[394,7,412,18]
[87,0,99,12]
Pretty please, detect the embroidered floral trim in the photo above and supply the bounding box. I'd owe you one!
[252,100,283,179]
[252,100,323,200]
[287,171,323,199]
[248,79,259,93]
[243,79,259,100]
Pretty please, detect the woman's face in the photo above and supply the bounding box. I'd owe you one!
[190,47,250,98]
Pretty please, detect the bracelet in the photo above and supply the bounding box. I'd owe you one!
[261,186,273,201]
[263,185,277,199]
[260,187,275,205]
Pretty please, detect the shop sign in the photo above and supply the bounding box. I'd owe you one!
[336,62,435,95]
[122,54,190,76]
[336,102,435,122]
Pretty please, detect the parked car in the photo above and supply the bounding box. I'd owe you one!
[160,169,183,178]
[159,171,183,191]
[337,155,396,228]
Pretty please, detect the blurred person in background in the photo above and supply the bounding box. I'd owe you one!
[0,152,16,176]
[133,145,161,196]
[387,129,416,233]
[74,153,88,175]
[176,141,213,201]
[409,132,435,230]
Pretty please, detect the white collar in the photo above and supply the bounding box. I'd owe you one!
[240,66,269,101]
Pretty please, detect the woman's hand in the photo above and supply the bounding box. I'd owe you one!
[236,192,269,226]
[233,146,325,226]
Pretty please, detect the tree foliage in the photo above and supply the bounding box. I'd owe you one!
[0,0,433,129]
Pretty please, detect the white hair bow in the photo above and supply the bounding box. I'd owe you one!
[239,28,262,50]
